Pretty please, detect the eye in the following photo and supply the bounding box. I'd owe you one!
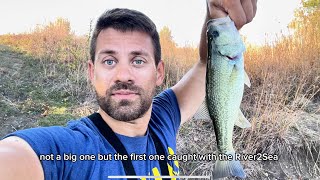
[104,59,116,66]
[132,59,145,65]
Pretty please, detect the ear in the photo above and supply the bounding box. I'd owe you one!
[88,60,95,83]
[156,60,165,86]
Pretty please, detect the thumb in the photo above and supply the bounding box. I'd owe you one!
[225,0,246,29]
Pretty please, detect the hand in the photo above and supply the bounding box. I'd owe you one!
[206,0,257,29]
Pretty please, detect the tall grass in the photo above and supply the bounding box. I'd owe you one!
[0,18,92,104]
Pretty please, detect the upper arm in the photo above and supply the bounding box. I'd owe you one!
[171,61,206,124]
[0,136,44,180]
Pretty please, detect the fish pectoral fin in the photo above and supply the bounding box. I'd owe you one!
[192,100,211,120]
[235,109,251,128]
[244,70,251,88]
[193,101,252,129]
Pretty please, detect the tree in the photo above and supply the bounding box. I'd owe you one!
[289,0,320,49]
[290,0,320,32]
[159,26,177,61]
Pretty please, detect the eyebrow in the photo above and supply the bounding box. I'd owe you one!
[130,50,150,57]
[98,49,150,57]
[98,49,116,55]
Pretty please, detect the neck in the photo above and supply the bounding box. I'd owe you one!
[98,107,151,137]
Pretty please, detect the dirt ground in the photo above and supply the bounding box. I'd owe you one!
[0,48,39,137]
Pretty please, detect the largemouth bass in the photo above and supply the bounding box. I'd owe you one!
[194,16,251,179]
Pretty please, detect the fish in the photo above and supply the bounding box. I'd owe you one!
[193,16,251,179]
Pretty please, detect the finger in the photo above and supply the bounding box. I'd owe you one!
[206,0,212,19]
[241,0,254,23]
[225,0,246,29]
[206,0,209,14]
[252,0,258,18]
[207,0,228,19]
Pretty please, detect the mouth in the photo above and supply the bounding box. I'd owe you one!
[111,90,139,100]
[226,55,239,61]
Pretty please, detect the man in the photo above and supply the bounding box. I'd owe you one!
[0,0,256,179]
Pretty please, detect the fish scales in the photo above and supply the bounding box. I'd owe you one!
[206,16,247,179]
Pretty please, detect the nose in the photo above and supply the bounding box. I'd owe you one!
[114,62,134,84]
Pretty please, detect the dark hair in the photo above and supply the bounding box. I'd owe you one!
[89,8,161,65]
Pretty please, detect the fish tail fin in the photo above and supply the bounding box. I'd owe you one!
[212,152,246,179]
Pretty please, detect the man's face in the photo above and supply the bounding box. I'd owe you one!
[88,28,164,122]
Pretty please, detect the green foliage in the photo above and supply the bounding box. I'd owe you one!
[289,0,320,55]
[302,0,320,9]
[0,101,20,117]
[38,114,77,127]
[290,0,320,28]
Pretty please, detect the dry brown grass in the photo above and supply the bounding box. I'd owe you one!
[0,18,92,103]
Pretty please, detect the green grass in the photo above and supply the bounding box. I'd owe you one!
[0,45,85,128]
[38,114,77,127]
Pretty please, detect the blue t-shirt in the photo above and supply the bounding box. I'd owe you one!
[3,89,181,180]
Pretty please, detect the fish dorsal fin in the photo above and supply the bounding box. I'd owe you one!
[244,71,251,88]
[192,100,251,129]
[192,100,211,120]
[235,109,251,128]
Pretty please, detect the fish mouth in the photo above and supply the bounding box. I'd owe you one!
[216,50,241,61]
[226,55,240,60]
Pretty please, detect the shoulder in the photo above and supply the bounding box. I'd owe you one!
[0,136,44,179]
[0,116,106,179]
[3,117,102,155]
[152,88,180,113]
[151,88,181,135]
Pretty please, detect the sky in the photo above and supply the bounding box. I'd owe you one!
[0,0,301,46]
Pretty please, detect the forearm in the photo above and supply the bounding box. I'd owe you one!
[199,10,209,64]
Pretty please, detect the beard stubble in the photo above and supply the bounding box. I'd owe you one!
[96,82,155,122]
